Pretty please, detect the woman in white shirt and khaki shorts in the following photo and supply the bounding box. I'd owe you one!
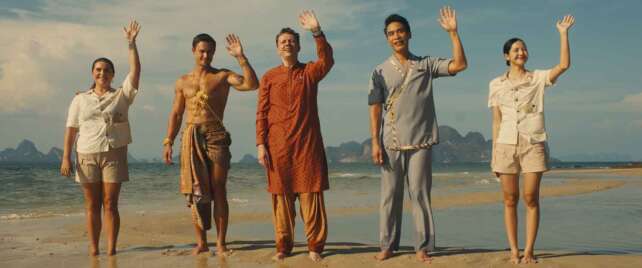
[488,15,575,264]
[60,20,141,256]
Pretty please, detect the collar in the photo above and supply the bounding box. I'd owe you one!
[87,88,116,96]
[388,53,419,74]
[500,69,533,83]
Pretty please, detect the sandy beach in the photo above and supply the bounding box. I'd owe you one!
[2,167,641,267]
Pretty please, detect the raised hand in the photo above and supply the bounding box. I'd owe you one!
[298,10,320,32]
[556,15,575,33]
[123,20,141,44]
[226,34,244,58]
[438,6,457,32]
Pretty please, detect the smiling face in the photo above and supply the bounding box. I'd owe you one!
[385,21,411,53]
[92,61,114,88]
[505,41,529,67]
[276,33,300,59]
[192,41,215,67]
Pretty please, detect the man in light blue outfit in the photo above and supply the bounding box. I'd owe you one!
[368,7,468,263]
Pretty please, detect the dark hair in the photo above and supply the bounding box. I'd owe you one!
[192,33,216,49]
[90,57,115,89]
[502,38,526,66]
[384,14,411,35]
[275,27,300,46]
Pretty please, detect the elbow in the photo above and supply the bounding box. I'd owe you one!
[559,64,570,71]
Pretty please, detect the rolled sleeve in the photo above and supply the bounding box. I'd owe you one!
[429,57,455,78]
[368,69,385,105]
[65,95,80,128]
[121,74,139,104]
[540,69,555,88]
[488,80,500,107]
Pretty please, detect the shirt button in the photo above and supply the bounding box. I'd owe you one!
[514,98,518,102]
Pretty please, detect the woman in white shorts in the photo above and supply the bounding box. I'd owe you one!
[60,20,141,256]
[488,15,574,264]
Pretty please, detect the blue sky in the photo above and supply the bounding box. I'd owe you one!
[1,0,641,161]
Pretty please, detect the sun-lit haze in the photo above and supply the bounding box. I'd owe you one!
[1,0,641,161]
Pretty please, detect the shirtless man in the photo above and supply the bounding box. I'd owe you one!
[163,33,258,255]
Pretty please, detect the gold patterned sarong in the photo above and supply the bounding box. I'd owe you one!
[179,120,231,230]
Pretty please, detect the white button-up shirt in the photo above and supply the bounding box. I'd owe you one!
[488,69,554,145]
[66,74,138,154]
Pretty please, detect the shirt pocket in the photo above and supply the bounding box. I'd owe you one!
[521,113,546,134]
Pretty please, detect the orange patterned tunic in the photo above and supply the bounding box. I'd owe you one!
[256,34,334,194]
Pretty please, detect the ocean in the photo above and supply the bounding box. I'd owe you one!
[1,162,641,254]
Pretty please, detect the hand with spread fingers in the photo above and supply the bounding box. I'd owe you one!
[298,10,321,32]
[123,20,141,44]
[556,14,575,33]
[226,34,245,58]
[438,6,458,32]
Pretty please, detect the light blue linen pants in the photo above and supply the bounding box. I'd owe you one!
[379,148,435,252]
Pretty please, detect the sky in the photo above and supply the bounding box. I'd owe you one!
[1,0,641,161]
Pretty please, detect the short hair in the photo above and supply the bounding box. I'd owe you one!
[502,38,526,66]
[192,33,216,49]
[275,27,300,46]
[384,14,411,35]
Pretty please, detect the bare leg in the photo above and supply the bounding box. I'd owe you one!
[81,183,103,256]
[103,183,121,256]
[191,208,210,255]
[522,172,542,264]
[211,162,230,255]
[500,174,520,264]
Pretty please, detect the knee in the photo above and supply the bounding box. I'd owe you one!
[503,192,519,208]
[523,192,539,208]
[102,198,119,213]
[85,198,102,212]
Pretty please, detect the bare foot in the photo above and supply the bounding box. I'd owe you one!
[216,246,233,257]
[521,254,538,264]
[509,250,520,264]
[191,245,209,256]
[374,250,393,261]
[107,249,117,256]
[308,251,322,262]
[89,248,99,257]
[272,252,287,261]
[416,251,432,263]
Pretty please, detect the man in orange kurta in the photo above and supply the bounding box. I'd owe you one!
[255,10,333,262]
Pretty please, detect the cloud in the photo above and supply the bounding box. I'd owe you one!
[0,0,383,115]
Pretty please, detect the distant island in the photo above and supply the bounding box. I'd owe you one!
[0,139,137,163]
[231,125,493,164]
[1,125,591,164]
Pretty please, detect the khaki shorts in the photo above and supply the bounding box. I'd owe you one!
[492,135,549,174]
[75,146,129,183]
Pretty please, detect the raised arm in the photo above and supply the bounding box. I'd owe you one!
[549,15,575,84]
[225,34,259,91]
[163,80,186,165]
[438,6,467,75]
[123,20,141,89]
[299,10,334,80]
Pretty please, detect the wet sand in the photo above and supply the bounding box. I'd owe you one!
[1,168,641,268]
